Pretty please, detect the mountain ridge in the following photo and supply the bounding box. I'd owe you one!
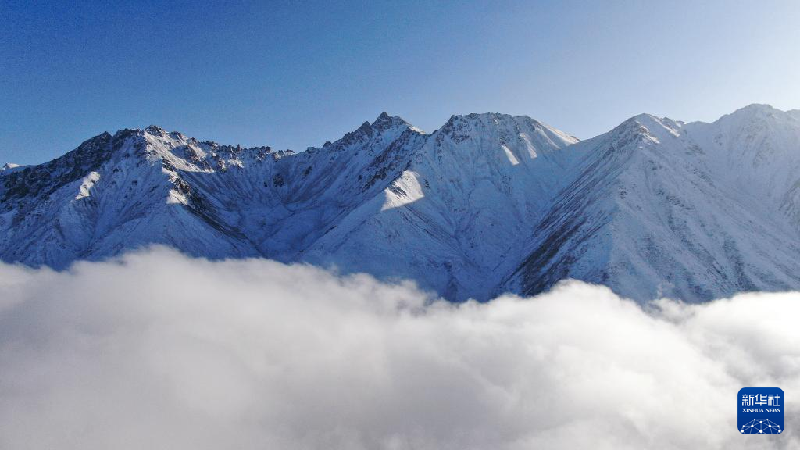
[2,105,799,302]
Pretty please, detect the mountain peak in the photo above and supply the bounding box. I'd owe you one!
[445,112,519,125]
[737,103,778,113]
[440,112,533,133]
[370,112,412,131]
[629,113,681,128]
[316,113,416,152]
[614,113,682,142]
[1,163,20,171]
[720,103,788,123]
[710,103,800,134]
[434,112,578,151]
[145,125,167,135]
[441,112,567,134]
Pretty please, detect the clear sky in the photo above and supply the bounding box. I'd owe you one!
[2,0,799,165]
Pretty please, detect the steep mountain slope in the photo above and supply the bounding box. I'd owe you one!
[503,106,800,301]
[2,105,800,302]
[0,114,423,268]
[303,113,580,299]
[0,129,259,267]
[684,104,800,230]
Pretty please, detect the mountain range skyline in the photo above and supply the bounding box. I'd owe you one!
[5,103,799,169]
[5,1,800,170]
[3,103,800,302]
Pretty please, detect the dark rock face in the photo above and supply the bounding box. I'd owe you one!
[2,132,113,208]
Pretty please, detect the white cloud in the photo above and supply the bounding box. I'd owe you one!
[0,248,797,449]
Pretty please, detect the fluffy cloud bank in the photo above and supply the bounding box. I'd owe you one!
[0,248,797,449]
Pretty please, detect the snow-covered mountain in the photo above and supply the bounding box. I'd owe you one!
[2,105,799,302]
[502,106,800,301]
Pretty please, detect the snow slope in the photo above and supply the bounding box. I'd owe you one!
[2,105,799,302]
[503,106,800,301]
[303,113,580,299]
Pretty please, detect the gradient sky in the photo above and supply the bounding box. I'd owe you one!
[2,0,799,165]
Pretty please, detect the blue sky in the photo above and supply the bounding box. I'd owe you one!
[2,0,799,165]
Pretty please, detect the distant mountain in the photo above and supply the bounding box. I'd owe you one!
[2,105,799,302]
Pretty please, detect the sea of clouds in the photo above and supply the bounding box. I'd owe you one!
[0,248,797,449]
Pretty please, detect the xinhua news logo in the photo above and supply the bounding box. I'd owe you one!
[738,387,784,435]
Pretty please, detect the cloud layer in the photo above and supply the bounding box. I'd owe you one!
[0,248,798,449]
